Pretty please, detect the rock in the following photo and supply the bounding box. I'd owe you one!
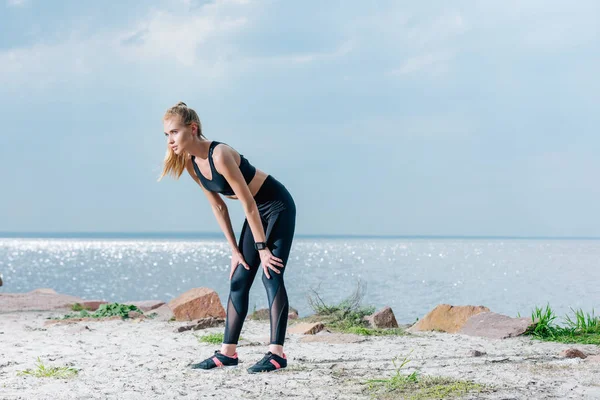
[127,311,144,319]
[175,317,225,333]
[248,308,270,320]
[192,317,225,330]
[249,307,299,321]
[79,301,108,311]
[300,333,366,344]
[459,312,536,339]
[167,288,226,322]
[408,304,490,333]
[365,306,399,328]
[123,300,166,312]
[287,322,325,335]
[149,304,175,321]
[0,289,85,312]
[469,350,487,357]
[30,288,58,295]
[560,349,587,359]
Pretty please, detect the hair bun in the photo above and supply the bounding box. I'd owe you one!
[176,101,187,107]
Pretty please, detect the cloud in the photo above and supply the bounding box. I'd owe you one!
[7,0,27,6]
[389,51,454,76]
[0,0,254,90]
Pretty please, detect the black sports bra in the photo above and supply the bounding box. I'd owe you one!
[191,141,256,196]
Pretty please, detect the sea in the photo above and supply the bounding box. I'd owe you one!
[1,233,599,323]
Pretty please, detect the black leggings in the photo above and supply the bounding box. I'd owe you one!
[223,175,296,346]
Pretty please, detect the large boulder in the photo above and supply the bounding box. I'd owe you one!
[364,306,399,328]
[408,304,490,333]
[167,288,226,321]
[459,312,536,339]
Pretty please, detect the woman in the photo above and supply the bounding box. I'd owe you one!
[159,102,296,373]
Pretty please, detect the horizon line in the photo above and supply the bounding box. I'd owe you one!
[0,231,599,240]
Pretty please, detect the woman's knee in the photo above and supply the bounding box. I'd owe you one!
[230,267,252,293]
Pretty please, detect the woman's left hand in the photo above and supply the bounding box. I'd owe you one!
[259,248,284,279]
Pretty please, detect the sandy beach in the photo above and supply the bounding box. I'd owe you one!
[1,309,599,400]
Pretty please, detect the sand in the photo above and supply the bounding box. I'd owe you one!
[1,310,599,399]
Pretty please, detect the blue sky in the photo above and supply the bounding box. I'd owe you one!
[1,0,599,236]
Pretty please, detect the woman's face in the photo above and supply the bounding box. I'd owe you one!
[163,117,196,155]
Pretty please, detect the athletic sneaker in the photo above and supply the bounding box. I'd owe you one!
[247,352,287,373]
[190,350,238,370]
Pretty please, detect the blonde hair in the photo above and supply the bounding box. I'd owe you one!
[158,101,205,181]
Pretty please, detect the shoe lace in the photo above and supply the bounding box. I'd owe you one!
[257,352,273,365]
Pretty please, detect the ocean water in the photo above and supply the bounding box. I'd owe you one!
[1,236,599,323]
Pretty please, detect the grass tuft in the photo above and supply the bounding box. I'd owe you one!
[305,280,404,336]
[193,332,244,344]
[17,357,78,379]
[525,304,600,345]
[366,352,486,399]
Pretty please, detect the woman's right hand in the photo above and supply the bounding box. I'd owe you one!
[229,250,250,280]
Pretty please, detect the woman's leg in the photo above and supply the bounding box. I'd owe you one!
[221,218,263,354]
[261,208,296,354]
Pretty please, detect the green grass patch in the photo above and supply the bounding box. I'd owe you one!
[17,357,78,379]
[52,303,143,320]
[525,304,600,345]
[193,332,244,344]
[345,326,406,336]
[366,353,486,399]
[305,280,405,336]
[70,303,92,312]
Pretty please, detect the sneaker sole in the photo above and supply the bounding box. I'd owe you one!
[247,367,286,374]
[191,365,239,371]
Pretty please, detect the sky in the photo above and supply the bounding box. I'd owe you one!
[1,0,599,237]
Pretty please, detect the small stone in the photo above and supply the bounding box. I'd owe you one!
[560,348,587,359]
[191,317,225,330]
[469,350,486,357]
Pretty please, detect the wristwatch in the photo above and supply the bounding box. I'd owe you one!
[254,242,268,250]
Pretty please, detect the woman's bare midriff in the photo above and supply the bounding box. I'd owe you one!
[224,169,268,200]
